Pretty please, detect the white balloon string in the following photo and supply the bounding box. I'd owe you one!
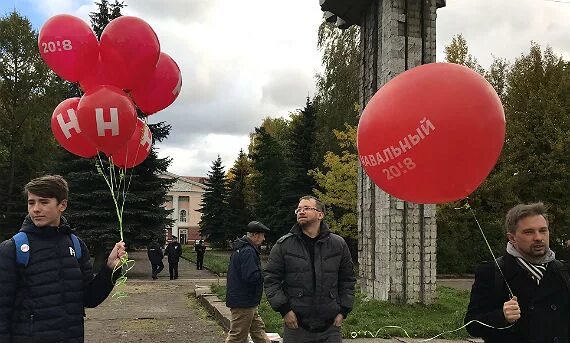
[349,320,514,340]
[466,202,514,298]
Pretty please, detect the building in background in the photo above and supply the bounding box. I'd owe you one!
[161,172,207,245]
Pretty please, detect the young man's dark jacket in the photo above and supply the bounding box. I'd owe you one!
[465,253,569,343]
[147,241,164,264]
[226,236,264,308]
[164,241,182,263]
[0,216,117,343]
[264,222,356,332]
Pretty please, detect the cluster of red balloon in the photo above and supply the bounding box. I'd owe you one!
[357,63,505,204]
[41,14,182,168]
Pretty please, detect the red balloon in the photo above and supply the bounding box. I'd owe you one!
[130,52,182,115]
[99,16,160,91]
[51,98,98,158]
[357,63,505,204]
[110,119,152,168]
[79,55,119,93]
[38,14,98,82]
[76,85,137,156]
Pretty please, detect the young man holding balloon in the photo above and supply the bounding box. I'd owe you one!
[465,203,570,343]
[0,175,126,342]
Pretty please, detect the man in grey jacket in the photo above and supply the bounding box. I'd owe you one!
[264,195,356,343]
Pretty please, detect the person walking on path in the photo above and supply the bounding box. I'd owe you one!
[147,239,164,279]
[0,175,126,342]
[195,240,206,270]
[225,221,271,343]
[264,195,356,343]
[165,236,182,280]
[465,202,570,343]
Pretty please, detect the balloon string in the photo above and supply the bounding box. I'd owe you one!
[464,201,514,298]
[349,320,514,340]
[94,152,136,300]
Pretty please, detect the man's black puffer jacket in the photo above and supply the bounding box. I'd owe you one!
[264,222,356,332]
[0,216,117,343]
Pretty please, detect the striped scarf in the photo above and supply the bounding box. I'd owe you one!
[507,241,555,285]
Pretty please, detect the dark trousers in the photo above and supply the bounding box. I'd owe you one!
[151,261,164,278]
[169,262,179,279]
[283,324,341,343]
[197,253,204,270]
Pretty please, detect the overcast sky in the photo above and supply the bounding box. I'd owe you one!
[2,0,570,176]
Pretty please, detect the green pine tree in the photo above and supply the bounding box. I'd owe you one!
[249,126,287,242]
[226,150,253,240]
[276,98,318,235]
[199,156,229,247]
[89,0,125,39]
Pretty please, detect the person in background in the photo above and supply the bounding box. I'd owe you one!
[195,239,206,270]
[164,235,182,280]
[147,239,164,280]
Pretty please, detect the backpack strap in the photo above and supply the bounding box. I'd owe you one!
[70,234,82,260]
[12,232,82,267]
[12,232,30,267]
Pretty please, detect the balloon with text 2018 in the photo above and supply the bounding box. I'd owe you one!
[357,62,506,204]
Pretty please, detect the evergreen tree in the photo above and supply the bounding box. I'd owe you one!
[89,0,125,39]
[0,12,70,237]
[249,126,287,242]
[276,98,318,234]
[226,150,253,240]
[199,156,229,246]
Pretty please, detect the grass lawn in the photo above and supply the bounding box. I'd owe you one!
[181,247,231,275]
[181,247,270,275]
[210,285,471,340]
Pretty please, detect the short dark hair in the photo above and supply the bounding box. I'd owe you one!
[24,175,68,204]
[299,195,325,214]
[505,202,548,234]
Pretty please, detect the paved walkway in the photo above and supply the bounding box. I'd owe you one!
[84,251,225,343]
[84,250,479,342]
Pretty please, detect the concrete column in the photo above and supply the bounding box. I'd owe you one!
[358,0,440,304]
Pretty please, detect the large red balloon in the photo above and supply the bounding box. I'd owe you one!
[130,52,182,115]
[99,16,160,91]
[357,63,505,204]
[51,98,98,158]
[110,118,152,168]
[79,55,119,93]
[76,85,137,156]
[38,14,98,82]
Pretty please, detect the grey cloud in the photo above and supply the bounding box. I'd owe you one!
[437,0,570,67]
[261,68,315,108]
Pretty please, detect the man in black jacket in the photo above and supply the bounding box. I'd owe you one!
[165,236,182,280]
[147,239,164,279]
[264,195,356,343]
[195,239,206,270]
[465,202,570,343]
[0,175,126,343]
[225,221,271,343]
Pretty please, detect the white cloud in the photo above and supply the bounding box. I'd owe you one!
[13,0,570,176]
